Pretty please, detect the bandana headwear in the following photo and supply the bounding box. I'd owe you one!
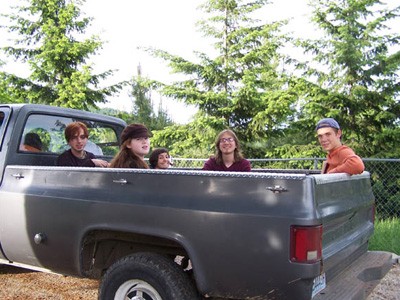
[315,118,340,131]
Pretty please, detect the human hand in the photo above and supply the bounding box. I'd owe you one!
[92,159,110,168]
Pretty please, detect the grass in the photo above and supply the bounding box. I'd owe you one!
[368,217,400,255]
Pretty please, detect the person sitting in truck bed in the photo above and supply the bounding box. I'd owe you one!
[109,123,151,169]
[56,122,109,168]
[20,132,43,152]
[316,118,365,175]
[149,148,172,169]
[202,129,251,172]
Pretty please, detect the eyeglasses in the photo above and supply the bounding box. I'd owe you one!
[220,137,234,143]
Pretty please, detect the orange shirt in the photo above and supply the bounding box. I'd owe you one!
[322,145,365,175]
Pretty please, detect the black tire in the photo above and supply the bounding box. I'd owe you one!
[98,252,200,300]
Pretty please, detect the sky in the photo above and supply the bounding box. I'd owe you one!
[0,0,313,123]
[79,0,311,123]
[0,0,397,123]
[81,0,313,124]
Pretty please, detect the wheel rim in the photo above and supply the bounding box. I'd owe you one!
[114,279,163,300]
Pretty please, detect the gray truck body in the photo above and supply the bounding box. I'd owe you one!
[0,104,393,299]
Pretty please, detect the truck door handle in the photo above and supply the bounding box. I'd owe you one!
[11,173,25,179]
[113,179,128,185]
[266,185,288,193]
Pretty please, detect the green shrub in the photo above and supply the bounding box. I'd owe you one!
[369,217,400,255]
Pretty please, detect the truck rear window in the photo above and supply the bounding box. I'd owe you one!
[19,114,120,156]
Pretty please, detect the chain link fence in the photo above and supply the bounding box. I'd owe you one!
[171,157,400,219]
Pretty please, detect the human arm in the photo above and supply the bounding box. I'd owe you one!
[328,156,364,174]
[86,152,109,168]
[327,147,365,175]
[91,159,110,168]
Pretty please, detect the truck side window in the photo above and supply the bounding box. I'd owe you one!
[20,114,120,156]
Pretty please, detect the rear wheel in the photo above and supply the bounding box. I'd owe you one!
[98,252,200,300]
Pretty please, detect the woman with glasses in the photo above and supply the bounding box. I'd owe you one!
[56,122,109,167]
[202,129,251,172]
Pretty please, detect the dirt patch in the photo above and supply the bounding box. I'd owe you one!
[0,262,399,299]
[367,262,400,300]
[0,265,99,300]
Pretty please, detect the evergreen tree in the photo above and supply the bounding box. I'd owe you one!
[131,64,153,126]
[144,0,298,158]
[130,64,173,131]
[294,0,400,158]
[0,0,123,110]
[152,99,173,130]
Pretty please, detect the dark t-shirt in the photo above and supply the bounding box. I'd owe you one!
[202,157,251,172]
[56,149,96,167]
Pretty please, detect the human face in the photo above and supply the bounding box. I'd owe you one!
[218,134,236,154]
[127,137,150,158]
[68,128,88,154]
[317,127,342,152]
[156,152,170,169]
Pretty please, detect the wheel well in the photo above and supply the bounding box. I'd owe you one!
[80,230,188,279]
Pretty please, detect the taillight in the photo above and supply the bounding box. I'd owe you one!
[290,225,322,263]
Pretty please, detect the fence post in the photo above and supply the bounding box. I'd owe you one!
[313,158,318,170]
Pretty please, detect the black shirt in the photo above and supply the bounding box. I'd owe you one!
[56,149,96,167]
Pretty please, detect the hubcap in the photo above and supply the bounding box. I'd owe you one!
[115,279,163,300]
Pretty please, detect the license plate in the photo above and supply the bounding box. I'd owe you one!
[312,273,326,298]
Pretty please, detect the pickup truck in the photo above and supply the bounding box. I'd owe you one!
[0,103,394,300]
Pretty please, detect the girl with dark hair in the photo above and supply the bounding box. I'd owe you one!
[149,148,171,169]
[109,123,151,169]
[202,129,251,172]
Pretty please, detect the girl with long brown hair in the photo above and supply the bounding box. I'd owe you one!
[110,123,151,169]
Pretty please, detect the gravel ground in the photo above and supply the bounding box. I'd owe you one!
[0,262,399,299]
[367,261,400,300]
[0,265,99,299]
